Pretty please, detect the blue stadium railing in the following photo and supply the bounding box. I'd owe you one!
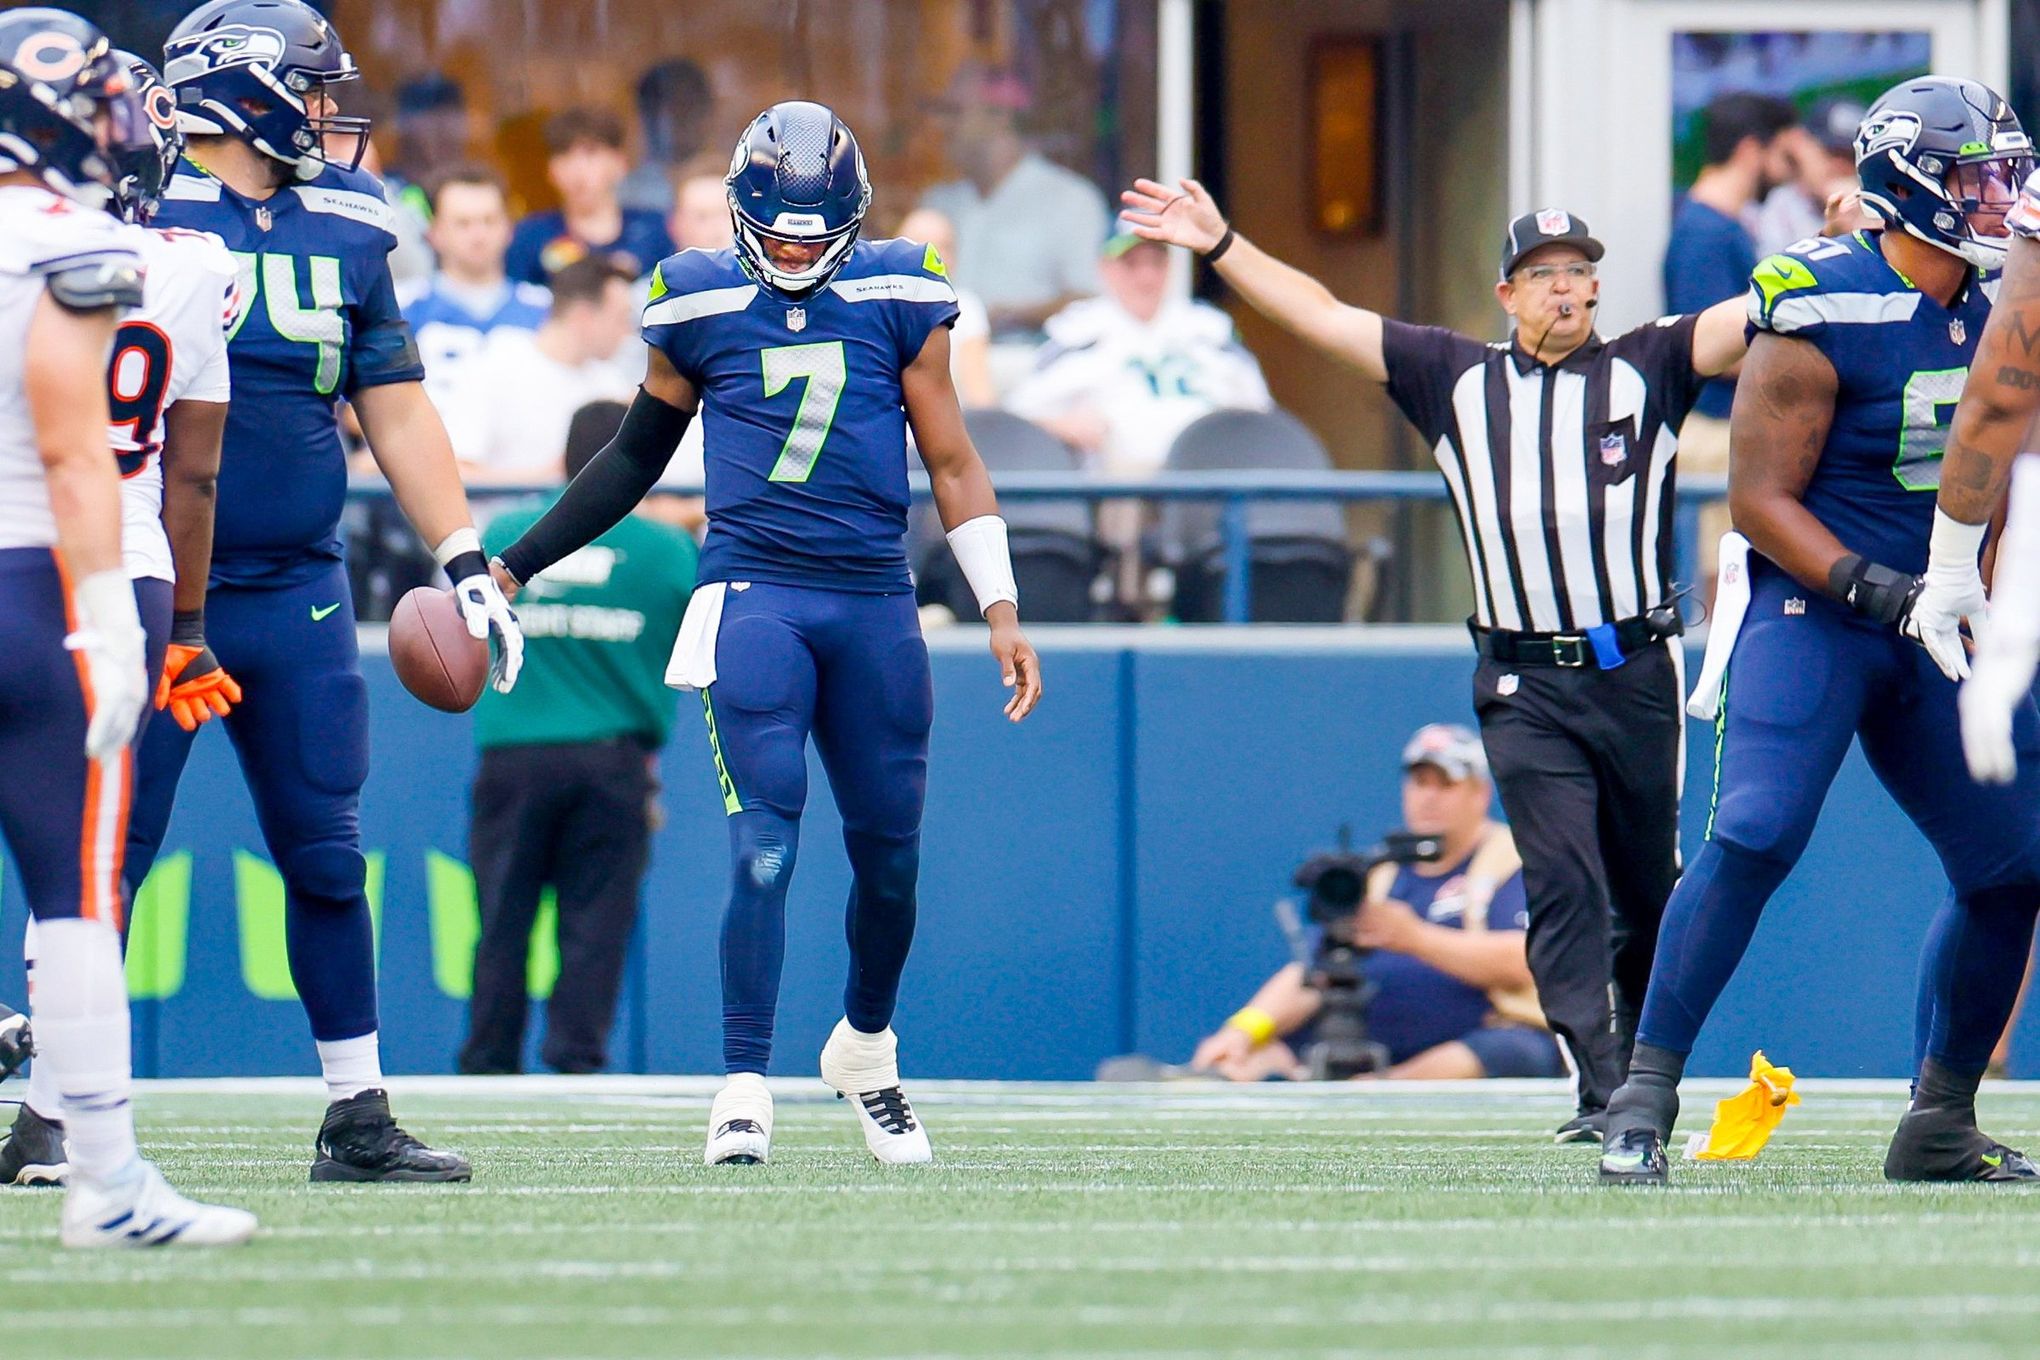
[347,471,1733,623]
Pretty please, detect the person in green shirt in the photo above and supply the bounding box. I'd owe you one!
[460,401,698,1073]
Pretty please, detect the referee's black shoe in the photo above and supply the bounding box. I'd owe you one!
[310,1089,472,1183]
[1885,1106,2040,1184]
[1599,1128,1669,1185]
[1553,1110,1605,1144]
[0,1104,67,1186]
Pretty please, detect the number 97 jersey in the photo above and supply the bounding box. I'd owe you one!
[642,238,960,592]
[114,224,237,585]
[1743,230,1996,577]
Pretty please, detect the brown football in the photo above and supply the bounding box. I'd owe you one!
[390,587,488,713]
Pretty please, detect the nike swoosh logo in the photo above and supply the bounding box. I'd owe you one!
[1601,1152,1646,1169]
[310,603,341,621]
[1983,1152,2005,1167]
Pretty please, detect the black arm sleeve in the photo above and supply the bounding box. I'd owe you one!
[496,386,694,585]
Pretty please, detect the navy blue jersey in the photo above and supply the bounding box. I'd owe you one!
[506,208,674,287]
[154,159,425,586]
[1744,231,1995,576]
[642,239,960,592]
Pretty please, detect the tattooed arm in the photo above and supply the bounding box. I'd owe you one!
[1728,331,1846,595]
[1942,233,2040,526]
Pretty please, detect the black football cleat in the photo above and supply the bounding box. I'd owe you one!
[1599,1128,1669,1185]
[309,1089,471,1183]
[0,1103,68,1186]
[0,1002,29,1083]
[1885,1106,2040,1184]
[1554,1110,1606,1145]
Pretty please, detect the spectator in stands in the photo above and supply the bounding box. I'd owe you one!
[1006,219,1270,601]
[917,63,1109,338]
[898,206,997,407]
[1187,725,1562,1082]
[668,165,736,253]
[507,107,675,287]
[404,166,551,414]
[439,257,639,485]
[1664,93,1797,460]
[619,58,714,216]
[1753,96,1866,258]
[461,402,699,1075]
[388,74,469,222]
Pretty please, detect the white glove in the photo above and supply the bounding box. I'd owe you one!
[63,569,147,762]
[1904,511,1990,682]
[452,569,523,693]
[1960,645,2036,784]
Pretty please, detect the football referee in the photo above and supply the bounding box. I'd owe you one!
[1123,179,1749,1138]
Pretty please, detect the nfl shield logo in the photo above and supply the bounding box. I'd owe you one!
[786,307,807,333]
[1599,431,1628,468]
[1950,317,1966,345]
[254,205,273,232]
[1535,208,1572,235]
[1498,673,1520,697]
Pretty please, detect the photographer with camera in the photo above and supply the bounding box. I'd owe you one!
[1189,725,1562,1082]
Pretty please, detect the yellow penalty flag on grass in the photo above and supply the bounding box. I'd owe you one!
[1693,1050,1800,1161]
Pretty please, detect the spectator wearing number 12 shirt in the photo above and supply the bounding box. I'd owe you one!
[507,107,675,288]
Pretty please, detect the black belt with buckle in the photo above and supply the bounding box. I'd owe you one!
[1470,610,1684,669]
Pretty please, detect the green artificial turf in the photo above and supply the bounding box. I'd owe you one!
[5,1078,2040,1359]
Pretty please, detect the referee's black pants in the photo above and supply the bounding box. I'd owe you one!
[460,739,654,1075]
[1472,643,1683,1115]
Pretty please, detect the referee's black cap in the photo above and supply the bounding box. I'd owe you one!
[1500,208,1606,279]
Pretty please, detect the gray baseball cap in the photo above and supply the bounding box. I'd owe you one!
[1402,723,1489,781]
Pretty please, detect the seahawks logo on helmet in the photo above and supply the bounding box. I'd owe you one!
[1857,111,1921,161]
[164,24,286,85]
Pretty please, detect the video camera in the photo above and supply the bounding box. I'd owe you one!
[1280,830,1443,1079]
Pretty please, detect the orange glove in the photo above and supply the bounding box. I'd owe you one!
[156,638,241,732]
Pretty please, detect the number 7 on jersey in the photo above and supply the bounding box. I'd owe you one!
[761,341,846,483]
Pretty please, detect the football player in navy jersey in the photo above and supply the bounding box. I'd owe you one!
[128,0,523,1183]
[1600,78,2040,1186]
[494,102,1042,1166]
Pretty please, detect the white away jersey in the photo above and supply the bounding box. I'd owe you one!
[0,186,141,552]
[114,225,236,582]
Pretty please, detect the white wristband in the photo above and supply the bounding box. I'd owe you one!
[1926,508,1987,575]
[431,526,481,570]
[945,514,1019,617]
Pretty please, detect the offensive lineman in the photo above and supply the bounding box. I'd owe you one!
[491,102,1042,1165]
[1600,78,2040,1185]
[125,0,522,1182]
[2,50,241,1188]
[0,6,252,1245]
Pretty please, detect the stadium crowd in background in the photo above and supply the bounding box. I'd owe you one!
[507,107,675,287]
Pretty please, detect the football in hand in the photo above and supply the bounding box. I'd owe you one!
[390,587,488,713]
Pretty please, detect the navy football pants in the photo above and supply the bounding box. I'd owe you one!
[125,560,378,1043]
[1637,572,2040,1070]
[702,584,932,1074]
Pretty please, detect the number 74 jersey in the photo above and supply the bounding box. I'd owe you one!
[642,238,960,592]
[1743,229,1997,575]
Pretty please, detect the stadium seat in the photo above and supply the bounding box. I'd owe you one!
[1158,408,1353,623]
[914,411,1099,623]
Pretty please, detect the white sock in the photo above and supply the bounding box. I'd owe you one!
[30,918,137,1182]
[316,1032,383,1102]
[22,917,59,1121]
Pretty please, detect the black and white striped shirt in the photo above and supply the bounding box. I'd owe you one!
[1382,316,1705,633]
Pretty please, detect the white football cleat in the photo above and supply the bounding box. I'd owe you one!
[819,1019,932,1165]
[704,1073,773,1165]
[61,1159,257,1249]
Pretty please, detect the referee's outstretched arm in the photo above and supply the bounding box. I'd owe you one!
[1122,177,1390,381]
[1124,177,1752,386]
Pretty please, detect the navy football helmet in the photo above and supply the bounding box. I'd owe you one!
[109,52,182,223]
[726,101,872,298]
[163,0,368,178]
[0,8,145,211]
[1856,76,2034,271]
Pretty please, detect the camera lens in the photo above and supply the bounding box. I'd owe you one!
[1313,866,1363,911]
